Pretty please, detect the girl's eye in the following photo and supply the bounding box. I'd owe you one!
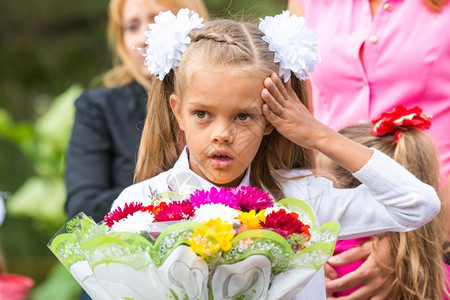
[194,111,208,119]
[236,114,251,121]
[124,23,139,31]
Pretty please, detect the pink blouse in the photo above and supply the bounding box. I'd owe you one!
[297,0,450,176]
[332,237,371,297]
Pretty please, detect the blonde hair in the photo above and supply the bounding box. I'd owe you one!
[134,18,315,199]
[320,124,449,299]
[103,0,209,88]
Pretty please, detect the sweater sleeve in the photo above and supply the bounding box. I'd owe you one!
[352,148,440,228]
[286,149,441,240]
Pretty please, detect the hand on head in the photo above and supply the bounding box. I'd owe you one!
[261,73,329,150]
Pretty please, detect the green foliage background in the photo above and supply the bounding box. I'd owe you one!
[0,0,287,299]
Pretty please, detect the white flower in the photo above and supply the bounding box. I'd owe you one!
[110,211,155,233]
[192,203,240,224]
[264,204,293,216]
[144,8,204,80]
[259,11,321,82]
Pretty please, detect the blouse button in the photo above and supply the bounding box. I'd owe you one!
[369,35,378,44]
[384,3,392,11]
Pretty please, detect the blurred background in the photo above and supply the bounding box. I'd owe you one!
[0,0,287,299]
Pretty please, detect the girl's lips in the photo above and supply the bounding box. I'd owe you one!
[209,154,233,168]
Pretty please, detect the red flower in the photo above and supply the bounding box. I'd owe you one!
[141,202,167,215]
[104,202,144,227]
[370,105,431,143]
[260,209,311,240]
[153,201,196,222]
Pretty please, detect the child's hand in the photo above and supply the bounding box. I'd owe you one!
[261,73,373,173]
[261,73,330,149]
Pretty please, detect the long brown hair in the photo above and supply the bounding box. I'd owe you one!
[103,0,209,88]
[319,124,449,299]
[134,18,315,199]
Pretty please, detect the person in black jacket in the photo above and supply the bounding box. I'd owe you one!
[65,81,147,222]
[65,0,209,223]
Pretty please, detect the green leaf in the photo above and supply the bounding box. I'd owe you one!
[35,84,82,150]
[6,176,67,228]
[0,108,34,147]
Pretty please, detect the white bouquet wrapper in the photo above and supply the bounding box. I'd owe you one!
[49,197,339,299]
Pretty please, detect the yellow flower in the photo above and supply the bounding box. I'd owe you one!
[188,218,235,258]
[189,231,221,258]
[237,210,266,229]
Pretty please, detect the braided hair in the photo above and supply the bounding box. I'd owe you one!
[135,18,313,199]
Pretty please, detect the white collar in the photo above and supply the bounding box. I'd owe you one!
[166,147,251,195]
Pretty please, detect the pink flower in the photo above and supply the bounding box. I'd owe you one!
[233,186,274,211]
[104,202,144,228]
[188,187,240,209]
[188,187,273,212]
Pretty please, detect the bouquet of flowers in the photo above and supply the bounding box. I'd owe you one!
[49,187,339,300]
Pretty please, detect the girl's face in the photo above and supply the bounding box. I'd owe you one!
[122,0,170,78]
[171,67,273,187]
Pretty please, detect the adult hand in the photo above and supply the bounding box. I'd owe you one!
[325,239,394,300]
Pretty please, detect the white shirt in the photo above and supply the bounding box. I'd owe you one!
[112,147,440,299]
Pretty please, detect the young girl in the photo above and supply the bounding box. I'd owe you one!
[111,10,440,299]
[316,107,450,299]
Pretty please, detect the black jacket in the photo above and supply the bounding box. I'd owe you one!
[65,81,147,222]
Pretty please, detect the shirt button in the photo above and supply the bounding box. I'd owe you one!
[384,3,392,11]
[369,35,378,44]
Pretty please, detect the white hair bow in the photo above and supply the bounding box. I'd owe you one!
[259,11,321,82]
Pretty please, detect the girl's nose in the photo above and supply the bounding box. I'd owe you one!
[212,121,235,144]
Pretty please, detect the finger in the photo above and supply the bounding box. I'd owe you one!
[342,281,392,300]
[324,262,338,280]
[264,76,288,107]
[270,73,290,101]
[261,87,284,118]
[261,103,281,125]
[326,275,391,300]
[325,269,364,293]
[284,78,298,100]
[328,241,372,267]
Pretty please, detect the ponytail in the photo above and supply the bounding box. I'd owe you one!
[375,129,448,299]
[134,72,184,183]
[332,124,448,299]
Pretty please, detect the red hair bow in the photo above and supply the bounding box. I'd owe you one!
[370,105,432,143]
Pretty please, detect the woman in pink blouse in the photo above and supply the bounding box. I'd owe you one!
[287,0,450,298]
